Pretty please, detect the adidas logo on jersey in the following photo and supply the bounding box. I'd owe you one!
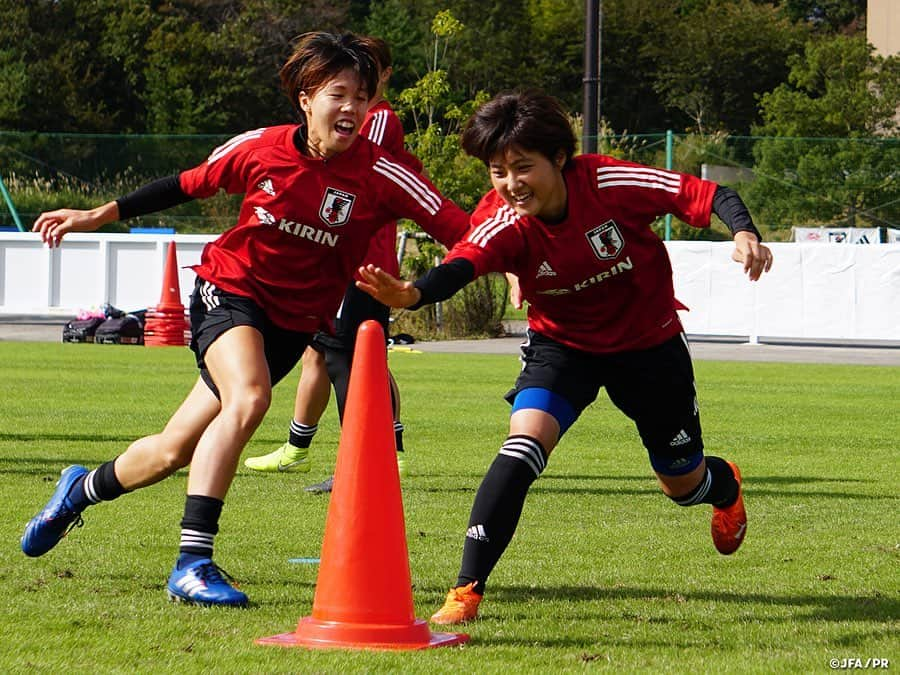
[466,524,489,542]
[257,178,275,196]
[254,206,276,226]
[536,261,557,278]
[669,429,692,447]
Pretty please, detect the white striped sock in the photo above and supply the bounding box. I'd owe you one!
[83,469,101,504]
[180,528,214,556]
[290,421,318,438]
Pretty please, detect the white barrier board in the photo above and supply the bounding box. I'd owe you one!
[1,234,898,342]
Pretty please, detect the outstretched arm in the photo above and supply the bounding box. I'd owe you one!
[32,174,192,248]
[357,258,476,309]
[505,272,523,309]
[732,230,773,281]
[33,202,119,248]
[712,186,773,281]
[356,265,422,308]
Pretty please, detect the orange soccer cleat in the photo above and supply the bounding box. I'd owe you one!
[711,461,747,555]
[429,582,483,625]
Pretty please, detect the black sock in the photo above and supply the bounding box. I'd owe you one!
[178,495,224,564]
[456,435,547,594]
[670,456,738,508]
[288,420,317,448]
[70,459,128,510]
[394,421,405,453]
[704,456,739,507]
[324,346,352,423]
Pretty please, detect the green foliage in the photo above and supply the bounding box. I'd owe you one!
[388,9,498,338]
[0,342,897,671]
[599,1,680,132]
[647,0,807,134]
[0,0,842,139]
[526,0,585,107]
[746,35,900,230]
[1,169,242,234]
[0,0,348,134]
[363,0,426,90]
[757,35,900,136]
[779,0,866,32]
[405,124,489,212]
[0,50,26,127]
[397,70,453,133]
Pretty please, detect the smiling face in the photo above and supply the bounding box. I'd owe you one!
[489,146,568,222]
[299,68,370,159]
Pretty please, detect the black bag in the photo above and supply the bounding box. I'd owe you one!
[95,314,145,345]
[62,317,105,343]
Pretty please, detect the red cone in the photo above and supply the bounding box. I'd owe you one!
[144,241,189,347]
[256,320,469,650]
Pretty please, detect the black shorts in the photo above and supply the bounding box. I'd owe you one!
[506,330,703,475]
[189,277,312,397]
[312,281,390,353]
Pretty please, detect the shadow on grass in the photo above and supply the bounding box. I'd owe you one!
[543,474,869,485]
[482,583,899,624]
[0,433,135,443]
[0,460,116,477]
[412,473,886,500]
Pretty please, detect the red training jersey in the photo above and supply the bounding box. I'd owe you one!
[444,154,717,353]
[358,100,422,278]
[180,125,467,333]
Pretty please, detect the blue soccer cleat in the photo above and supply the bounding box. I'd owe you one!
[166,558,248,607]
[21,465,89,557]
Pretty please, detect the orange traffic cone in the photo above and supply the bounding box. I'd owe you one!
[256,320,469,651]
[144,241,189,347]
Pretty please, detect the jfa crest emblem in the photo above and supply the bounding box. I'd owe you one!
[319,187,356,227]
[585,220,624,260]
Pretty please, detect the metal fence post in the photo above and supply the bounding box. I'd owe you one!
[664,129,673,241]
[0,173,25,232]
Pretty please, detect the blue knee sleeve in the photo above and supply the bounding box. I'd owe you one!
[510,387,577,436]
[649,450,704,476]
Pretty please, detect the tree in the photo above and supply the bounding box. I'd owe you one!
[0,0,143,132]
[647,0,807,134]
[599,0,682,133]
[778,0,866,33]
[526,0,588,112]
[390,9,502,337]
[363,0,427,93]
[143,0,351,133]
[745,35,900,231]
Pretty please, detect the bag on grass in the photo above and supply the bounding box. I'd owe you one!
[95,314,145,345]
[62,317,105,343]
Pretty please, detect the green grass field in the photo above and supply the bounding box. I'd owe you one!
[0,342,896,673]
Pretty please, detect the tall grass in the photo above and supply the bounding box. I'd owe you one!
[3,172,240,233]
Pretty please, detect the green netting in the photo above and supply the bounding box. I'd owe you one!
[0,131,236,232]
[2,131,899,238]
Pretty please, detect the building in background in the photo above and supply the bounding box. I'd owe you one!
[868,0,899,56]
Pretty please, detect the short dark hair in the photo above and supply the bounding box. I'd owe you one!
[359,36,392,71]
[280,32,378,121]
[461,91,577,167]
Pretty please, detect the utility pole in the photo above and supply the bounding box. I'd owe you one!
[582,0,601,154]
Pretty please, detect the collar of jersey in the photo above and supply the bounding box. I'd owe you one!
[292,127,364,170]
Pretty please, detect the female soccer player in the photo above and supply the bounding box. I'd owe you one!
[357,90,773,624]
[21,32,468,608]
[244,36,418,491]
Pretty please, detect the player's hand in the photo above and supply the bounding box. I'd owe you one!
[731,231,773,281]
[505,272,523,309]
[32,205,115,248]
[356,264,422,308]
